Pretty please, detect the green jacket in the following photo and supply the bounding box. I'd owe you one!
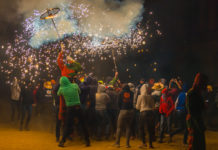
[57,76,81,107]
[109,76,119,86]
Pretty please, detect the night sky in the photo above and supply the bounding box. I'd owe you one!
[0,0,217,89]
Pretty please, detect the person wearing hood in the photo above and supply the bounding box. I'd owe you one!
[133,78,145,107]
[169,84,188,144]
[136,84,155,148]
[159,88,174,143]
[95,84,111,140]
[57,77,90,147]
[114,84,134,148]
[10,77,21,122]
[186,73,208,150]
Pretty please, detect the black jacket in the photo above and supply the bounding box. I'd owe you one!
[118,85,134,110]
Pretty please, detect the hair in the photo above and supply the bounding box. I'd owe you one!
[192,73,208,91]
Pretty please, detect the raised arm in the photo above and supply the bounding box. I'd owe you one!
[57,43,65,70]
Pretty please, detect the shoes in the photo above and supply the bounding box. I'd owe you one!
[58,140,65,147]
[126,145,131,148]
[85,140,90,147]
[149,145,154,149]
[158,140,163,143]
[113,143,120,148]
[139,144,147,149]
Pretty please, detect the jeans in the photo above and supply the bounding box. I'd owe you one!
[170,110,188,143]
[159,114,171,141]
[115,109,134,146]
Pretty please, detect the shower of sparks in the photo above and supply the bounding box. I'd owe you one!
[0,5,162,86]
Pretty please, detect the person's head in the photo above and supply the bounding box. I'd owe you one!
[122,84,130,92]
[149,78,155,86]
[59,76,71,87]
[182,84,188,92]
[140,78,145,84]
[192,73,208,92]
[159,78,166,85]
[128,83,135,92]
[97,84,106,93]
[140,84,149,95]
[66,56,75,64]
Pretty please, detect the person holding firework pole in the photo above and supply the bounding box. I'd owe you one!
[57,43,82,79]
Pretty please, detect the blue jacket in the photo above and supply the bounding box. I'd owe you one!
[175,92,186,111]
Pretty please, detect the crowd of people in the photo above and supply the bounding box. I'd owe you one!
[8,44,217,150]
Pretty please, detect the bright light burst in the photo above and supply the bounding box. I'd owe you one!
[0,0,162,86]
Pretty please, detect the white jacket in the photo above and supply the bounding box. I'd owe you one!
[136,84,155,112]
[10,78,21,101]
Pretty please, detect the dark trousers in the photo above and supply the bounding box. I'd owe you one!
[55,105,61,140]
[96,109,110,139]
[61,105,90,144]
[160,114,171,140]
[108,109,118,136]
[131,109,140,138]
[170,110,188,143]
[115,109,134,146]
[139,110,155,146]
[10,99,20,121]
[188,116,206,150]
[20,104,32,128]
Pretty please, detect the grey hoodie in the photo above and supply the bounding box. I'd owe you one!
[136,84,155,112]
[95,84,110,110]
[10,78,21,101]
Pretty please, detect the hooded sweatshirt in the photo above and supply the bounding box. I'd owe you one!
[159,88,174,117]
[95,84,110,110]
[11,78,21,101]
[136,84,155,112]
[118,85,134,110]
[57,76,81,107]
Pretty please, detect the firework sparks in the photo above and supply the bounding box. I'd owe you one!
[0,1,162,86]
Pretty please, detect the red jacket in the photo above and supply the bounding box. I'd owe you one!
[159,88,174,117]
[57,51,76,78]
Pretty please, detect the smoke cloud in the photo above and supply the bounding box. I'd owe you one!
[17,0,144,48]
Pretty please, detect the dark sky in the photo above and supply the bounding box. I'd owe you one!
[0,0,218,86]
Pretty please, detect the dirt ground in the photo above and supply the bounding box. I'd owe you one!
[0,96,218,150]
[0,123,218,150]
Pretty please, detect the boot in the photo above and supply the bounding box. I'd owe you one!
[58,139,65,147]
